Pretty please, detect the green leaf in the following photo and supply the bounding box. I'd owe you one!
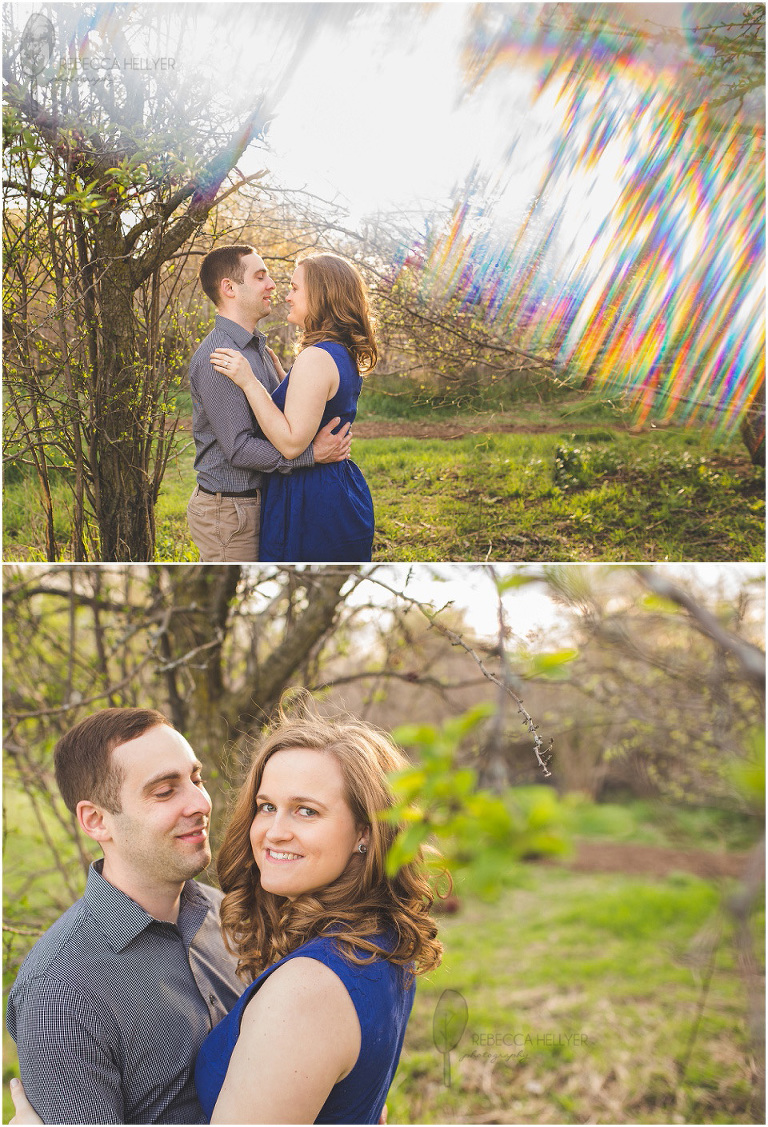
[385,822,431,876]
[387,767,428,800]
[524,649,579,677]
[640,593,683,614]
[392,723,438,748]
[495,571,543,593]
[440,701,495,743]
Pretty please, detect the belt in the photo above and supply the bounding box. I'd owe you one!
[198,485,260,498]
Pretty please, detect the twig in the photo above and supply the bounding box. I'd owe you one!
[366,573,552,775]
[3,923,46,937]
[634,568,766,689]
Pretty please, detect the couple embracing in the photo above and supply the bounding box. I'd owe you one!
[186,246,376,563]
[8,702,443,1124]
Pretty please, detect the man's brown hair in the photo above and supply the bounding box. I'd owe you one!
[54,708,172,815]
[199,244,258,307]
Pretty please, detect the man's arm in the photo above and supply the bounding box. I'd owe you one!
[194,364,313,473]
[311,418,352,463]
[10,978,125,1124]
[193,362,351,471]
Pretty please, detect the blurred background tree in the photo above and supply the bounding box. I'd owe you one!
[4,562,762,912]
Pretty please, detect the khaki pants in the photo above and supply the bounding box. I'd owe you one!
[186,486,261,562]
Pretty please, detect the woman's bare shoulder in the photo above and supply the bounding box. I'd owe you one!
[252,955,349,1009]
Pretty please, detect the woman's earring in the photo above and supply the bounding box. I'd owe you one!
[358,843,368,854]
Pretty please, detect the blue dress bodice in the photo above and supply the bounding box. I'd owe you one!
[271,339,362,431]
[194,934,414,1124]
[259,340,374,562]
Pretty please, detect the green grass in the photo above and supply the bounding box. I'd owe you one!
[359,427,763,562]
[389,865,763,1124]
[153,430,202,561]
[557,792,762,853]
[2,410,764,562]
[357,377,612,423]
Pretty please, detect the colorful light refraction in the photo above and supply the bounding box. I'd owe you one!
[394,6,765,440]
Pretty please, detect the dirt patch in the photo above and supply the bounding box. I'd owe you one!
[176,417,631,441]
[562,840,750,880]
[351,421,625,440]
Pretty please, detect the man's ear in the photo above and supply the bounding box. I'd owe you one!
[76,800,113,843]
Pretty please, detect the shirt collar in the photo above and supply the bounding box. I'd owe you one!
[84,860,207,953]
[214,313,265,352]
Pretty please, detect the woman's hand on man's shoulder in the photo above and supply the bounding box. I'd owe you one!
[9,1079,43,1125]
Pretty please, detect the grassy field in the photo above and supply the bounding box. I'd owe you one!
[3,791,762,1123]
[3,413,763,562]
[359,426,763,562]
[391,863,761,1124]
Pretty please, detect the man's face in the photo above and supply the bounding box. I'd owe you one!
[223,251,276,326]
[102,725,212,885]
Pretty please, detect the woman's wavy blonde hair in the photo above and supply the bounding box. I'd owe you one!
[217,697,443,982]
[296,253,378,373]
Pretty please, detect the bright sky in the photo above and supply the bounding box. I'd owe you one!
[262,3,513,223]
[230,1,684,264]
[239,2,693,249]
[359,563,766,646]
[259,3,615,236]
[7,2,690,251]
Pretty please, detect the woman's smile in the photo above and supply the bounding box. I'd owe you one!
[264,848,303,862]
[250,747,366,899]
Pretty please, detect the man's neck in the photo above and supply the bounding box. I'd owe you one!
[101,858,185,925]
[217,306,260,335]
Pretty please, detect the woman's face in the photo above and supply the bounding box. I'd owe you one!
[285,264,309,328]
[249,747,367,900]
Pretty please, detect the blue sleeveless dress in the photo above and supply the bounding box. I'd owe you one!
[194,934,415,1124]
[259,341,374,562]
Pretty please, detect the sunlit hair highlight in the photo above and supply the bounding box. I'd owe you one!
[217,695,443,982]
[296,253,378,373]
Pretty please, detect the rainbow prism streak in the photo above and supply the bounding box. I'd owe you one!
[393,8,765,442]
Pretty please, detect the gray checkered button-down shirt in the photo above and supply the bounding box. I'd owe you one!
[7,861,244,1124]
[189,314,314,493]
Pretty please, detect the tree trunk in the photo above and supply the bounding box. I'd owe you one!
[155,565,357,841]
[92,215,157,561]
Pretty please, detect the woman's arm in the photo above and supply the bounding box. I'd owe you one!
[210,346,339,460]
[210,957,360,1125]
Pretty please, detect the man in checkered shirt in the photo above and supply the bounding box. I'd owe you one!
[7,708,245,1124]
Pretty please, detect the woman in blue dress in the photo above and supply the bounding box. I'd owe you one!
[210,253,375,562]
[194,700,444,1123]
